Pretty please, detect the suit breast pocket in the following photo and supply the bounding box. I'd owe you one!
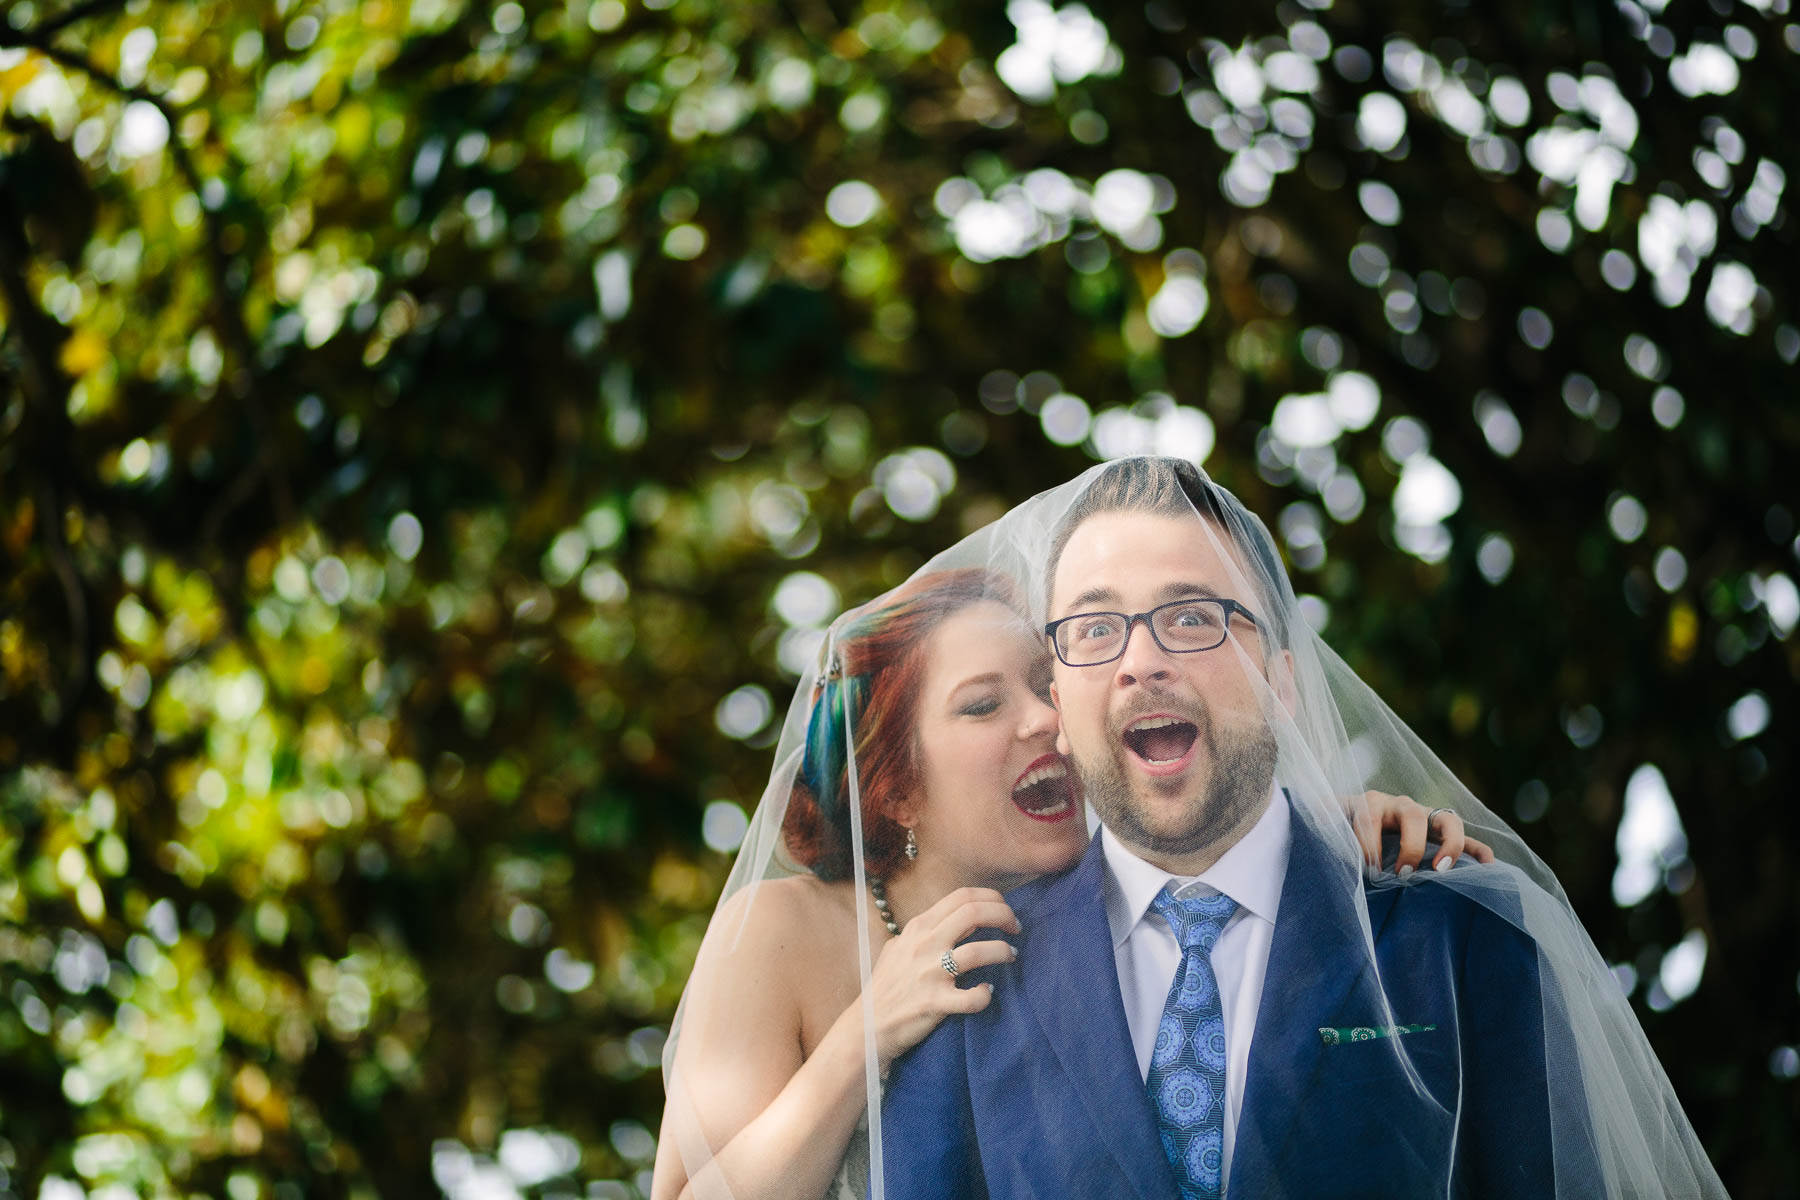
[1334,1033,1463,1121]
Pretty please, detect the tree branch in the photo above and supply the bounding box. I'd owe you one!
[0,10,299,730]
[0,0,130,44]
[1,23,295,531]
[0,166,90,731]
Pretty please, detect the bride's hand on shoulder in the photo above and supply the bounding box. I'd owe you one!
[868,886,1020,1068]
[1353,790,1496,874]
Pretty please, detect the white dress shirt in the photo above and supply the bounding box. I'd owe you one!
[1100,785,1292,1193]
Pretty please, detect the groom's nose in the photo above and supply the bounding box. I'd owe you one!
[1114,615,1177,688]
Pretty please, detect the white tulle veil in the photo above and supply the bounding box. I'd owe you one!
[657,456,1725,1200]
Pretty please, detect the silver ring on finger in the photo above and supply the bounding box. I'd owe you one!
[1424,807,1455,834]
[940,949,959,979]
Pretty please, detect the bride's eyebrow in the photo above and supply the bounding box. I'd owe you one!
[947,672,1004,697]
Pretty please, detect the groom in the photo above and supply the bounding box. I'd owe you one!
[879,459,1597,1198]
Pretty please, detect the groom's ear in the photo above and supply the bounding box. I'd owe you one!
[1271,648,1299,716]
[1050,682,1073,755]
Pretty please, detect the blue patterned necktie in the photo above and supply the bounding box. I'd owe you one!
[1146,886,1240,1199]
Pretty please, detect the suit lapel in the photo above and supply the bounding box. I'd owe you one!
[1022,832,1176,1200]
[1229,813,1379,1192]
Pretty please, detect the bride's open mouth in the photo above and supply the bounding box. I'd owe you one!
[1121,714,1201,774]
[1011,753,1077,822]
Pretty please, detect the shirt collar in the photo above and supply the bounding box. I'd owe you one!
[1101,782,1291,950]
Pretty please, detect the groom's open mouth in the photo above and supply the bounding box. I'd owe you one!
[1011,754,1077,822]
[1121,714,1201,775]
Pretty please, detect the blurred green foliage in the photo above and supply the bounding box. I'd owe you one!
[0,0,1795,1195]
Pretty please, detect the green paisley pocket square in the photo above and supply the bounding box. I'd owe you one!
[1317,1023,1437,1045]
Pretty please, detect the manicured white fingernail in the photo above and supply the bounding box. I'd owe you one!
[1397,864,1414,878]
[1434,856,1452,872]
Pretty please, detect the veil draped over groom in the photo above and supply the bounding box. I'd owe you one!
[659,457,1725,1200]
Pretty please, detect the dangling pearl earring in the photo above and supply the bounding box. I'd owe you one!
[869,827,919,938]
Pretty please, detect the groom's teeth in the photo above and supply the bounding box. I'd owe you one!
[1123,715,1200,764]
[1128,716,1182,731]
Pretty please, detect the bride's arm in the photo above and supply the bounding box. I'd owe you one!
[650,884,1017,1200]
[655,1002,869,1200]
[650,883,857,1200]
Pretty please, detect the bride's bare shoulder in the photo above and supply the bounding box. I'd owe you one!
[707,874,858,959]
[674,876,859,1068]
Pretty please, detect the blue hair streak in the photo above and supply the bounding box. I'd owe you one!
[799,660,870,827]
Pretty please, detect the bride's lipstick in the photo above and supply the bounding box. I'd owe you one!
[1011,753,1077,822]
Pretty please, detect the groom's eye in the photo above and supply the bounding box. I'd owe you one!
[1078,618,1117,640]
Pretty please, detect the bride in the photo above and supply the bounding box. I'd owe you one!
[651,565,1491,1200]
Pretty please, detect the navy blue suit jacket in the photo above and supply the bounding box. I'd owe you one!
[878,820,1598,1198]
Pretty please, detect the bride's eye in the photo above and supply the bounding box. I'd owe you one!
[960,697,1000,717]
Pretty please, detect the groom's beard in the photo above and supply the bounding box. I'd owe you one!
[1075,691,1279,858]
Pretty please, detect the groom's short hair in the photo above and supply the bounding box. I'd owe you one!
[1045,457,1291,651]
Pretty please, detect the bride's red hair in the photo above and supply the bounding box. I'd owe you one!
[782,568,1020,882]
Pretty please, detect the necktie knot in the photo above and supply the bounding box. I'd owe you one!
[1151,887,1239,953]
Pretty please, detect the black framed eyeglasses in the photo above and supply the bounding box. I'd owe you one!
[1043,598,1259,667]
